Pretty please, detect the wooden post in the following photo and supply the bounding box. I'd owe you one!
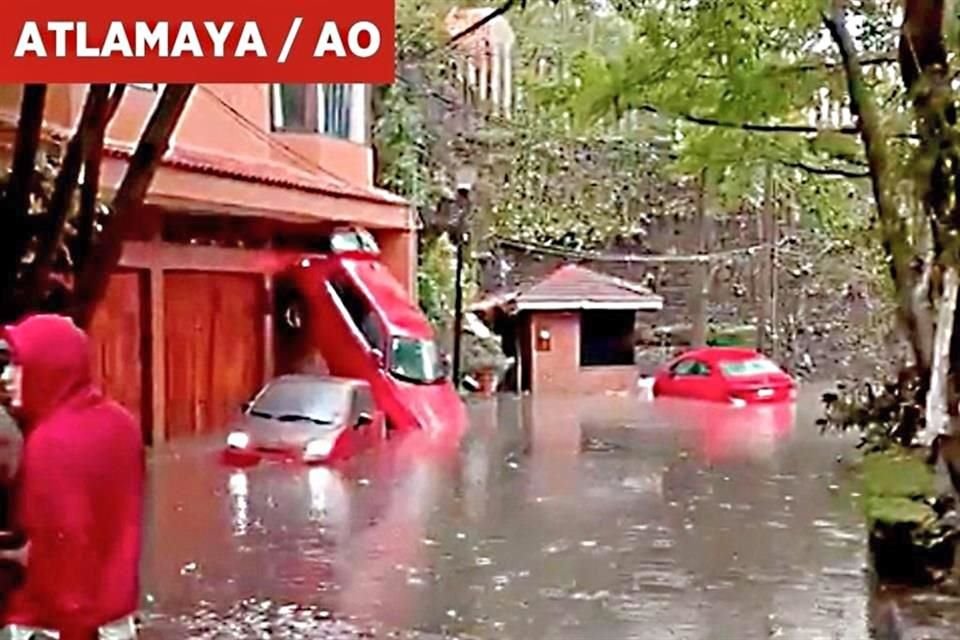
[689,168,713,347]
[758,163,776,354]
[771,177,781,361]
[149,265,166,446]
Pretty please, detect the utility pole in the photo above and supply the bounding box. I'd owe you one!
[689,168,713,347]
[451,166,477,388]
[759,163,776,355]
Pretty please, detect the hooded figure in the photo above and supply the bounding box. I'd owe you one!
[0,315,144,639]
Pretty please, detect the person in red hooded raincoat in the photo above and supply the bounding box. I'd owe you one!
[0,315,144,640]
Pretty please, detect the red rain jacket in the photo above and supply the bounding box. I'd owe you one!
[1,315,144,637]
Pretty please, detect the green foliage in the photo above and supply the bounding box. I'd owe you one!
[862,449,936,500]
[374,80,440,212]
[462,330,510,376]
[859,450,947,556]
[866,496,937,528]
[417,234,457,331]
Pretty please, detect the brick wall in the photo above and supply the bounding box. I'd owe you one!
[529,312,579,393]
[527,312,639,394]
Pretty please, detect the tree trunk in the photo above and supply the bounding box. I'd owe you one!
[72,84,194,328]
[824,7,928,372]
[0,85,47,321]
[925,267,958,443]
[74,85,127,276]
[24,85,111,308]
[689,168,713,347]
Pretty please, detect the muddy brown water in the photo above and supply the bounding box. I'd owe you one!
[138,391,959,639]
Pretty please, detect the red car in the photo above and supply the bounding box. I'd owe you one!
[652,347,797,405]
[274,246,467,437]
[224,375,386,465]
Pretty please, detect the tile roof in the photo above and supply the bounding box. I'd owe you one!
[102,143,408,207]
[476,264,662,312]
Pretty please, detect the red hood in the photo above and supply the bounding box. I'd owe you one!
[3,315,97,427]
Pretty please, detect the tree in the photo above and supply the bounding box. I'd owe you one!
[818,0,960,442]
[0,83,194,326]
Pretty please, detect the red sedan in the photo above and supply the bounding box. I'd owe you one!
[652,347,797,405]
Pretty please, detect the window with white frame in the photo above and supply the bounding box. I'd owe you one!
[270,84,366,142]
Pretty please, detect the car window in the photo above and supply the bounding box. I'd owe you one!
[328,276,385,352]
[720,358,782,377]
[389,336,445,385]
[672,359,711,377]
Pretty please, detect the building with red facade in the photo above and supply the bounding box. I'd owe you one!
[0,83,414,443]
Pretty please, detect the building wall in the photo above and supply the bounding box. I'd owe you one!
[91,242,293,443]
[528,312,579,393]
[376,229,417,294]
[0,84,375,187]
[527,312,638,395]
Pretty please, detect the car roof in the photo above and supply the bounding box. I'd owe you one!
[341,258,434,339]
[680,347,762,363]
[288,253,434,340]
[267,374,371,391]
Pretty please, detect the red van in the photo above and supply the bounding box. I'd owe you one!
[274,250,467,438]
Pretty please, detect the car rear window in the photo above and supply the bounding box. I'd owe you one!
[720,358,782,377]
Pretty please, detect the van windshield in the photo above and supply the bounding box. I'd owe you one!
[389,337,445,384]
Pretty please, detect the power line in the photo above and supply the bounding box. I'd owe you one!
[493,236,795,264]
[196,85,359,188]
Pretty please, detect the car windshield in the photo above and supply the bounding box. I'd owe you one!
[248,379,349,429]
[331,228,380,254]
[720,358,782,377]
[389,337,445,384]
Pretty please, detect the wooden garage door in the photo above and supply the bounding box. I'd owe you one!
[88,270,149,442]
[164,272,265,440]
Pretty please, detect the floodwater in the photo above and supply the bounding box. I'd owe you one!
[137,390,951,640]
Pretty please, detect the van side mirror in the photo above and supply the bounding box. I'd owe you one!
[356,412,373,429]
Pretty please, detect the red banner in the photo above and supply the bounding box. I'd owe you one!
[0,0,395,83]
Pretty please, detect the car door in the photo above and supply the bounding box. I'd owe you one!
[668,358,713,400]
[350,386,379,450]
[326,272,388,377]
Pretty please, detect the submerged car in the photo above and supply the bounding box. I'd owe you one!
[224,375,386,465]
[273,245,467,437]
[652,347,797,406]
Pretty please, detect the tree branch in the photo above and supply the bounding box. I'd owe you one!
[445,0,518,48]
[823,5,927,369]
[789,50,898,73]
[635,103,859,135]
[0,85,47,319]
[779,159,870,178]
[74,84,126,275]
[73,84,194,328]
[26,85,111,305]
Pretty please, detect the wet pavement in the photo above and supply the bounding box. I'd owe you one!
[137,390,953,639]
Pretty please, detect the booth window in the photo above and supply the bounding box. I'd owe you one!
[580,311,635,367]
